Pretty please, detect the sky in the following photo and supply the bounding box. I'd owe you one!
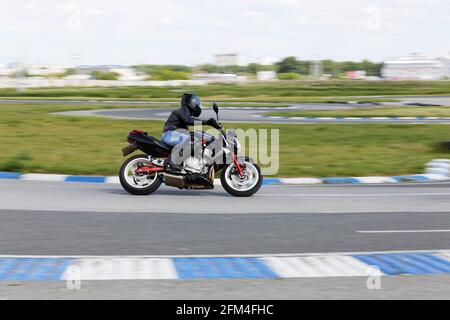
[0,0,449,66]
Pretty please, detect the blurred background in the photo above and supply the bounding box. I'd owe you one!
[1,0,449,81]
[0,0,449,178]
[1,0,450,300]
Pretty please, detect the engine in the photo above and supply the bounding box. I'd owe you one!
[183,156,208,174]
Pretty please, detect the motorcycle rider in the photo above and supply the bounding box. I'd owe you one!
[161,93,221,171]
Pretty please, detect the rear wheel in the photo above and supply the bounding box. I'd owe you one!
[220,159,263,197]
[119,154,162,195]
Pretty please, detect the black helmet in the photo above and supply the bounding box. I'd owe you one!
[181,93,202,117]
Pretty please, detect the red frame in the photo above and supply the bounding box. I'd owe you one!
[232,154,245,177]
[134,165,165,174]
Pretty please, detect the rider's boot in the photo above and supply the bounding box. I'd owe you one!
[164,156,183,172]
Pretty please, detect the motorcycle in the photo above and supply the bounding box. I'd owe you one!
[119,103,263,197]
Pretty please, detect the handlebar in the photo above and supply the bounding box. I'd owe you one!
[217,123,225,135]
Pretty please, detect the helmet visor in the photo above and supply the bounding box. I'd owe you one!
[191,95,202,108]
[190,95,202,117]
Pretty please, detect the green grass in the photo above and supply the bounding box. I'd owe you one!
[265,107,450,118]
[0,103,448,177]
[0,95,398,103]
[1,80,449,101]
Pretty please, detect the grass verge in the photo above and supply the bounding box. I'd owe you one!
[0,103,448,177]
[265,107,450,118]
[2,80,450,100]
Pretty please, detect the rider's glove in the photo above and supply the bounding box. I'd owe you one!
[207,118,221,129]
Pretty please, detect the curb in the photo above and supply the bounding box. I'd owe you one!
[425,159,450,176]
[0,159,448,186]
[256,115,450,121]
[0,250,449,280]
[1,173,448,186]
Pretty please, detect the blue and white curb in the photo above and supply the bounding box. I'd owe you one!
[425,159,450,176]
[1,250,450,280]
[1,173,447,185]
[255,115,450,122]
[1,159,448,185]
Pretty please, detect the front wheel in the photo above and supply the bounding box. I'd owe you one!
[220,159,263,197]
[119,154,162,195]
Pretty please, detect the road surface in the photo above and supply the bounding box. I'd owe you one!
[0,179,449,299]
[57,106,450,124]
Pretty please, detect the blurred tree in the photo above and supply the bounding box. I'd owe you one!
[247,63,260,74]
[321,59,337,75]
[147,70,190,80]
[276,56,299,73]
[133,57,382,79]
[277,73,300,80]
[133,65,193,75]
[276,57,311,75]
[197,64,220,73]
[90,71,119,80]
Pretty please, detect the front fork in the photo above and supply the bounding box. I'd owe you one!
[232,154,245,177]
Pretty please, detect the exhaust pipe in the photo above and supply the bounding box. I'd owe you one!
[164,173,186,188]
[163,173,214,189]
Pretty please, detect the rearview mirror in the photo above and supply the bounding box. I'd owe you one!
[213,102,219,114]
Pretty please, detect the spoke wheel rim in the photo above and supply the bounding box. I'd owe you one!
[124,158,158,189]
[224,162,259,192]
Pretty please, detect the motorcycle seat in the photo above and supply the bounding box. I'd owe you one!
[147,136,173,151]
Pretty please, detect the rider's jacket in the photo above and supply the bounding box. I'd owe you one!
[163,105,208,132]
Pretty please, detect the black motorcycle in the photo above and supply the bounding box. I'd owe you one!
[119,103,263,197]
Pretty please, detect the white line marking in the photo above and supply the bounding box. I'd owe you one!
[20,174,68,182]
[2,249,450,259]
[349,176,397,183]
[278,178,323,184]
[263,255,375,278]
[61,258,178,280]
[258,192,450,197]
[104,176,120,184]
[436,251,450,262]
[357,230,450,234]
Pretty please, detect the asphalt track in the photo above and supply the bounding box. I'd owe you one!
[1,95,450,106]
[59,106,450,124]
[53,95,450,124]
[1,180,450,255]
[1,179,449,299]
[2,95,450,298]
[3,96,450,124]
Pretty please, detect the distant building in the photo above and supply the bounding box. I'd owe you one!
[346,70,366,80]
[256,71,277,81]
[76,65,121,75]
[438,54,450,78]
[62,74,90,80]
[110,67,146,81]
[260,56,278,66]
[382,54,447,80]
[215,53,245,66]
[27,65,70,76]
[0,64,70,77]
[0,65,15,76]
[192,73,247,82]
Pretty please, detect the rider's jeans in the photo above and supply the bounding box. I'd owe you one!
[161,130,190,147]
